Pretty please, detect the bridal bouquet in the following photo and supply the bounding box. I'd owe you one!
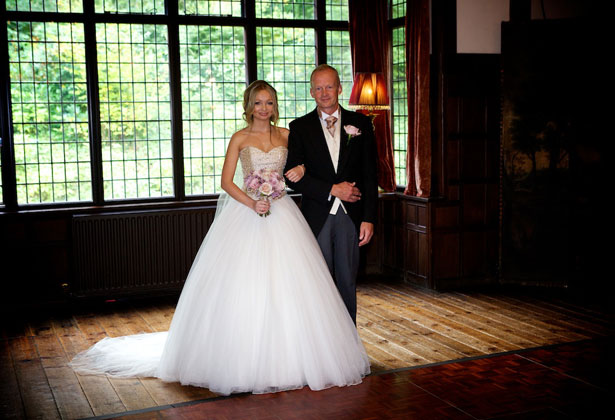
[245,169,286,217]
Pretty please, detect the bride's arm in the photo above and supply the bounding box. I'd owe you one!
[221,134,270,215]
[284,164,305,182]
[280,127,305,182]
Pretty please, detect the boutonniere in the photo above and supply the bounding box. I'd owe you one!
[344,125,361,146]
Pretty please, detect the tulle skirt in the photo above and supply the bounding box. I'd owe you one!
[70,195,370,395]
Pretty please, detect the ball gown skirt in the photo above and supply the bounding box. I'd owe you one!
[69,193,371,395]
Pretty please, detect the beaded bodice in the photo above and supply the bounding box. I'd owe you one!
[239,146,288,199]
[239,146,288,178]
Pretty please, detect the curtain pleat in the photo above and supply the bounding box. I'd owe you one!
[405,0,432,196]
[348,0,396,192]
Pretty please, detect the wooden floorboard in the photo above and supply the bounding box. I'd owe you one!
[0,339,25,419]
[0,281,612,419]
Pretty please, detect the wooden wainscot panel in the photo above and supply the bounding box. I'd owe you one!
[404,229,430,288]
[462,184,486,226]
[363,228,381,275]
[433,205,459,229]
[485,139,500,179]
[461,138,486,179]
[460,96,487,133]
[1,217,27,241]
[485,183,499,226]
[447,184,460,201]
[417,206,428,228]
[399,195,431,288]
[445,96,460,133]
[417,230,429,279]
[486,230,499,277]
[379,194,403,274]
[462,231,486,278]
[433,232,460,281]
[404,200,419,227]
[1,215,72,302]
[446,140,460,184]
[32,218,69,242]
[404,228,418,276]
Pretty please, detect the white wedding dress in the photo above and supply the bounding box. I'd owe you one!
[70,146,370,395]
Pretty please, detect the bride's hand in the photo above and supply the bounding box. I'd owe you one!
[253,199,270,215]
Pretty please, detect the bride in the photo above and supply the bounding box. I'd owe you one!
[70,80,370,395]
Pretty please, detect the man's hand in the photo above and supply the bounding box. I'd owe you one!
[331,181,361,202]
[358,222,374,247]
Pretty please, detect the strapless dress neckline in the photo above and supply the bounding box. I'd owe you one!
[241,145,287,154]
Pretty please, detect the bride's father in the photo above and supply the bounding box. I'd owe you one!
[285,64,378,324]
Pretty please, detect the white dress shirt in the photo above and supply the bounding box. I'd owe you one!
[318,109,347,215]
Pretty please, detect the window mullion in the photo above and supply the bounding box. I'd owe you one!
[0,1,18,209]
[167,1,185,200]
[83,1,104,205]
[245,0,258,83]
[315,0,327,65]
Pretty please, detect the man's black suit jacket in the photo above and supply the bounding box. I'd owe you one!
[285,107,378,237]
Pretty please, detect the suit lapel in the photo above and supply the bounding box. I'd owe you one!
[337,107,355,175]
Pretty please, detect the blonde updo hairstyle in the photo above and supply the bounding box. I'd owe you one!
[243,80,279,126]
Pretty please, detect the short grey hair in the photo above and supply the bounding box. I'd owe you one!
[310,64,341,88]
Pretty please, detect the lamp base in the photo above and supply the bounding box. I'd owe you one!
[366,111,377,132]
[347,105,389,132]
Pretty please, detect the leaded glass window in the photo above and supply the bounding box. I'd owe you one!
[326,0,348,21]
[6,0,83,12]
[1,0,365,207]
[326,30,352,107]
[256,26,316,128]
[391,0,406,19]
[95,0,164,14]
[392,26,407,186]
[180,25,246,195]
[8,21,92,204]
[255,0,315,19]
[97,23,173,199]
[179,0,242,16]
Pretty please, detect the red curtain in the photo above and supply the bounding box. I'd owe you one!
[404,0,432,196]
[348,0,396,192]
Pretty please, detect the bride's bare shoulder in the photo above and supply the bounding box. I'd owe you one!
[276,127,290,140]
[232,127,251,139]
[229,128,250,148]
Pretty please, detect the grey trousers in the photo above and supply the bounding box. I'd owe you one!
[317,209,360,323]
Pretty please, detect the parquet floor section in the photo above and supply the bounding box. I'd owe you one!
[114,338,614,420]
[0,281,612,419]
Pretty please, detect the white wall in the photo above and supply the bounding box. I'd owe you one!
[456,0,510,53]
[455,0,593,54]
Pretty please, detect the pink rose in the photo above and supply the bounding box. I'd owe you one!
[259,182,273,196]
[249,178,260,189]
[344,125,361,137]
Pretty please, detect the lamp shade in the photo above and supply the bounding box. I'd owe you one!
[348,73,389,109]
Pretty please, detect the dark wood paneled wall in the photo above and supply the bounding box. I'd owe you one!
[0,201,217,305]
[396,0,501,290]
[435,54,501,289]
[1,213,71,302]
